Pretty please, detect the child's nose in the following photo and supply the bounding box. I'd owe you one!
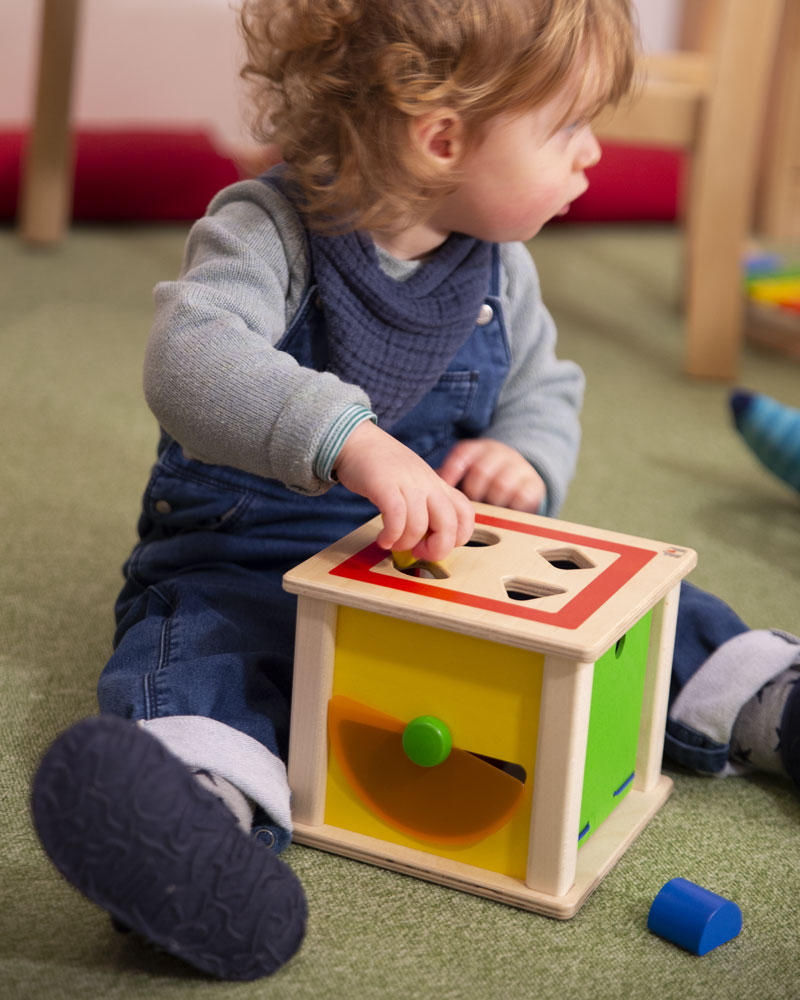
[577,127,601,170]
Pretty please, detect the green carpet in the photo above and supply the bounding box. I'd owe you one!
[2,222,798,999]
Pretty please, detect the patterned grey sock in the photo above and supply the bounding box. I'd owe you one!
[192,769,255,832]
[730,667,800,775]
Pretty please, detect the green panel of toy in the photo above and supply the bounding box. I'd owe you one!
[577,611,652,846]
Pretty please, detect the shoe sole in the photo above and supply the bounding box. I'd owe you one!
[31,715,307,981]
[780,670,800,787]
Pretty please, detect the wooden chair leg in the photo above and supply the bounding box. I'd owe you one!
[684,0,783,378]
[757,1,800,240]
[678,0,723,52]
[18,0,82,245]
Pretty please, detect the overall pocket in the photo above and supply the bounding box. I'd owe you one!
[142,443,254,535]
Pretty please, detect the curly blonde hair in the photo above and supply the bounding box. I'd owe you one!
[240,0,636,233]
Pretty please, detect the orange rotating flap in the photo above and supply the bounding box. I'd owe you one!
[328,695,525,847]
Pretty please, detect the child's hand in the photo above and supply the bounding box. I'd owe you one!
[438,438,546,513]
[333,422,475,561]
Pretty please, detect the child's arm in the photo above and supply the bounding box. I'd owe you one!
[144,181,373,497]
[333,421,475,562]
[439,242,584,517]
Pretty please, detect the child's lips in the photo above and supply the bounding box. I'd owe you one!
[558,182,588,216]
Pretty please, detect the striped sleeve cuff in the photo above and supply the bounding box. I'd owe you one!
[313,403,377,484]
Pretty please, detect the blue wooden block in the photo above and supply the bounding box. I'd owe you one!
[647,878,742,956]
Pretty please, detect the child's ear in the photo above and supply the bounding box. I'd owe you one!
[411,109,465,167]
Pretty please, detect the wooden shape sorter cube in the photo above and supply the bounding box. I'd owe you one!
[282,502,696,918]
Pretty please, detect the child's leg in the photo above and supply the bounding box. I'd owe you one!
[101,565,298,848]
[32,557,306,979]
[32,715,306,981]
[665,581,800,782]
[31,438,374,977]
[31,451,326,978]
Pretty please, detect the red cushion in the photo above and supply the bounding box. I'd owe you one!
[0,129,240,222]
[0,131,23,219]
[557,142,684,224]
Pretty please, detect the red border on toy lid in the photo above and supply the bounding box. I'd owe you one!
[330,513,657,630]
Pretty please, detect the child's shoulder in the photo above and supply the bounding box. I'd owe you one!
[498,240,542,302]
[208,178,306,252]
[189,177,311,306]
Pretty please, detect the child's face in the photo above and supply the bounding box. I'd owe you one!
[430,84,602,243]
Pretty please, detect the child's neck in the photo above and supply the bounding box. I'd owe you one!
[370,219,452,261]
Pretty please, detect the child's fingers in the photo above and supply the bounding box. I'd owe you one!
[441,439,516,503]
[503,478,545,513]
[374,489,409,550]
[452,486,476,546]
[412,486,475,562]
[378,485,473,562]
[375,488,427,553]
[393,494,430,554]
[482,460,526,508]
[351,432,476,558]
[479,458,545,511]
[412,493,457,562]
[460,451,505,502]
[437,439,481,487]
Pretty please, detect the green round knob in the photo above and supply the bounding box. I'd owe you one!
[402,715,453,767]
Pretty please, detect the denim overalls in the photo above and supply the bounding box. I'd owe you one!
[98,244,511,787]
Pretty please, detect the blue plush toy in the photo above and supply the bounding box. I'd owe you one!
[731,390,800,494]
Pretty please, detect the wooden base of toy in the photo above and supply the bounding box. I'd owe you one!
[292,774,671,918]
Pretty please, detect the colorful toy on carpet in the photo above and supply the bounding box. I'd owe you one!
[744,252,800,314]
[731,390,800,494]
[743,252,800,359]
[282,502,696,918]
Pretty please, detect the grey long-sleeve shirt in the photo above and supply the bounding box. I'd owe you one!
[144,179,584,515]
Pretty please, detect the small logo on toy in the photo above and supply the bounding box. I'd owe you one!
[663,547,686,558]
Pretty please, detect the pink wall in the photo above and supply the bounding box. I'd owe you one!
[1,0,680,148]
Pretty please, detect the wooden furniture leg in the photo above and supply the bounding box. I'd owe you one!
[757,0,800,240]
[684,0,783,378]
[18,0,82,245]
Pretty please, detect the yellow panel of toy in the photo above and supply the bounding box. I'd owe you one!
[325,606,544,879]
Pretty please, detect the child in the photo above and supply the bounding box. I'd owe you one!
[32,0,800,983]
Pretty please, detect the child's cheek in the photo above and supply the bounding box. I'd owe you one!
[513,187,560,228]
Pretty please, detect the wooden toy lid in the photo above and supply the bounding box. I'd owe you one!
[283,503,697,660]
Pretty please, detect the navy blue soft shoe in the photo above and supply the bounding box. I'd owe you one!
[31,715,307,981]
[779,671,800,788]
